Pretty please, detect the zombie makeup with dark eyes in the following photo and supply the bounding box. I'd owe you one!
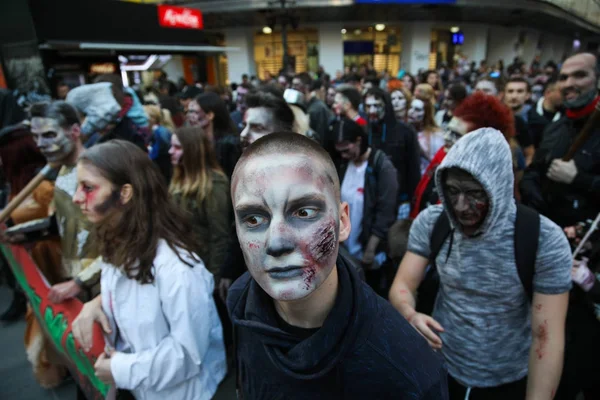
[232,153,340,301]
[444,169,489,231]
[31,117,74,162]
[364,96,385,122]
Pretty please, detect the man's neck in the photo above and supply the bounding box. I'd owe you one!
[346,109,359,120]
[274,265,339,329]
[62,144,84,167]
[512,105,523,114]
[356,147,371,165]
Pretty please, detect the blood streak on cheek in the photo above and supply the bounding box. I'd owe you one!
[84,187,98,210]
[248,242,260,249]
[309,222,336,262]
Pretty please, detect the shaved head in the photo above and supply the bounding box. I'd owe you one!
[232,131,340,201]
[559,52,598,108]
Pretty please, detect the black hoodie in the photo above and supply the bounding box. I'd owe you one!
[227,253,449,399]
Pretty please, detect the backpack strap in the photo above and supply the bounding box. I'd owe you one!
[515,204,540,302]
[430,211,452,267]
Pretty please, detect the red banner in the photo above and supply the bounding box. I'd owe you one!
[157,5,203,30]
[0,244,108,400]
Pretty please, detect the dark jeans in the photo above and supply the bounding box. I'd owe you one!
[448,374,527,400]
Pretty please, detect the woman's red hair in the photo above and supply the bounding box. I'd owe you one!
[453,92,515,139]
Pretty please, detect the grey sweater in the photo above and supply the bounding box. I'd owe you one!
[408,128,572,387]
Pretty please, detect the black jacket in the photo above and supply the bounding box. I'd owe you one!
[338,149,398,253]
[367,120,421,204]
[526,101,561,149]
[520,115,600,227]
[307,97,333,144]
[227,253,449,400]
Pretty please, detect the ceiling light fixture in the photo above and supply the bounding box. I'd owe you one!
[263,26,273,34]
[375,24,385,31]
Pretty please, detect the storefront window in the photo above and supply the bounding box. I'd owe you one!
[254,29,319,79]
[342,26,402,76]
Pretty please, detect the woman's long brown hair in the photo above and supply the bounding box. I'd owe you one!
[169,126,225,204]
[79,140,201,284]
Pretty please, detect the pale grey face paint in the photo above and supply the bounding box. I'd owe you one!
[31,117,74,162]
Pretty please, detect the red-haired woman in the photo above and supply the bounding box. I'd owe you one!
[410,91,516,219]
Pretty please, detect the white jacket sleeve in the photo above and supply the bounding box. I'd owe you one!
[110,262,214,391]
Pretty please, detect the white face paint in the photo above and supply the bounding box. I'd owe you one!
[408,99,425,125]
[444,117,470,149]
[232,153,340,301]
[364,95,385,122]
[30,117,75,162]
[390,90,407,118]
[475,80,498,96]
[240,107,275,150]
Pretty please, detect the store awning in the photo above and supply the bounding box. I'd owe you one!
[39,41,239,54]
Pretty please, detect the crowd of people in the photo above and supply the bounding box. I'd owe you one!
[0,49,598,400]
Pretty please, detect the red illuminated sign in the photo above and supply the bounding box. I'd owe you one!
[157,5,203,30]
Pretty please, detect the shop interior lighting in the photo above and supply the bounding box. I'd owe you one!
[375,24,385,31]
[354,29,362,35]
[263,26,273,34]
[450,26,460,33]
[341,28,347,34]
[120,55,158,71]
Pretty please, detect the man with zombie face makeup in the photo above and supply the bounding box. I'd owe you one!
[363,87,421,212]
[227,132,448,399]
[29,101,100,304]
[391,128,572,399]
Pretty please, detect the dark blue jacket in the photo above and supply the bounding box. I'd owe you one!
[227,253,449,399]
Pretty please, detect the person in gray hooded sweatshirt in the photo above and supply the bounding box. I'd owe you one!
[390,127,572,399]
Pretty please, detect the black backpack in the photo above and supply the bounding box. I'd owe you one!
[416,204,540,315]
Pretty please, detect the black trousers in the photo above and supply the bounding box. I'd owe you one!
[448,374,527,400]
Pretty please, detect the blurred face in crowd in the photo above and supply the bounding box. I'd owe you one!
[559,53,598,108]
[333,93,350,116]
[544,83,563,109]
[326,87,337,107]
[402,75,414,92]
[335,138,362,161]
[292,78,307,95]
[475,80,498,96]
[169,134,183,165]
[240,107,275,150]
[232,152,348,301]
[57,85,70,100]
[443,117,473,149]
[278,76,289,89]
[442,89,457,112]
[427,72,439,88]
[365,95,385,122]
[73,162,121,224]
[443,168,489,234]
[186,100,211,129]
[504,82,530,112]
[544,66,556,77]
[408,99,425,125]
[236,86,249,114]
[390,90,407,119]
[31,117,75,163]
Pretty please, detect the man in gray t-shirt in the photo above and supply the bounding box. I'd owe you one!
[390,128,571,399]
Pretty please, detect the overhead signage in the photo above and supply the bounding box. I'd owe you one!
[157,5,203,30]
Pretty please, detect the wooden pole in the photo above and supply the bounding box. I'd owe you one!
[0,164,60,223]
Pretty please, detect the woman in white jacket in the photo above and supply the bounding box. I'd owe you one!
[71,140,226,400]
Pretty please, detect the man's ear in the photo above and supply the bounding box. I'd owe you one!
[69,123,82,140]
[120,184,133,205]
[207,111,215,122]
[338,202,351,242]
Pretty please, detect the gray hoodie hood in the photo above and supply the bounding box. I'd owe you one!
[435,127,514,236]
